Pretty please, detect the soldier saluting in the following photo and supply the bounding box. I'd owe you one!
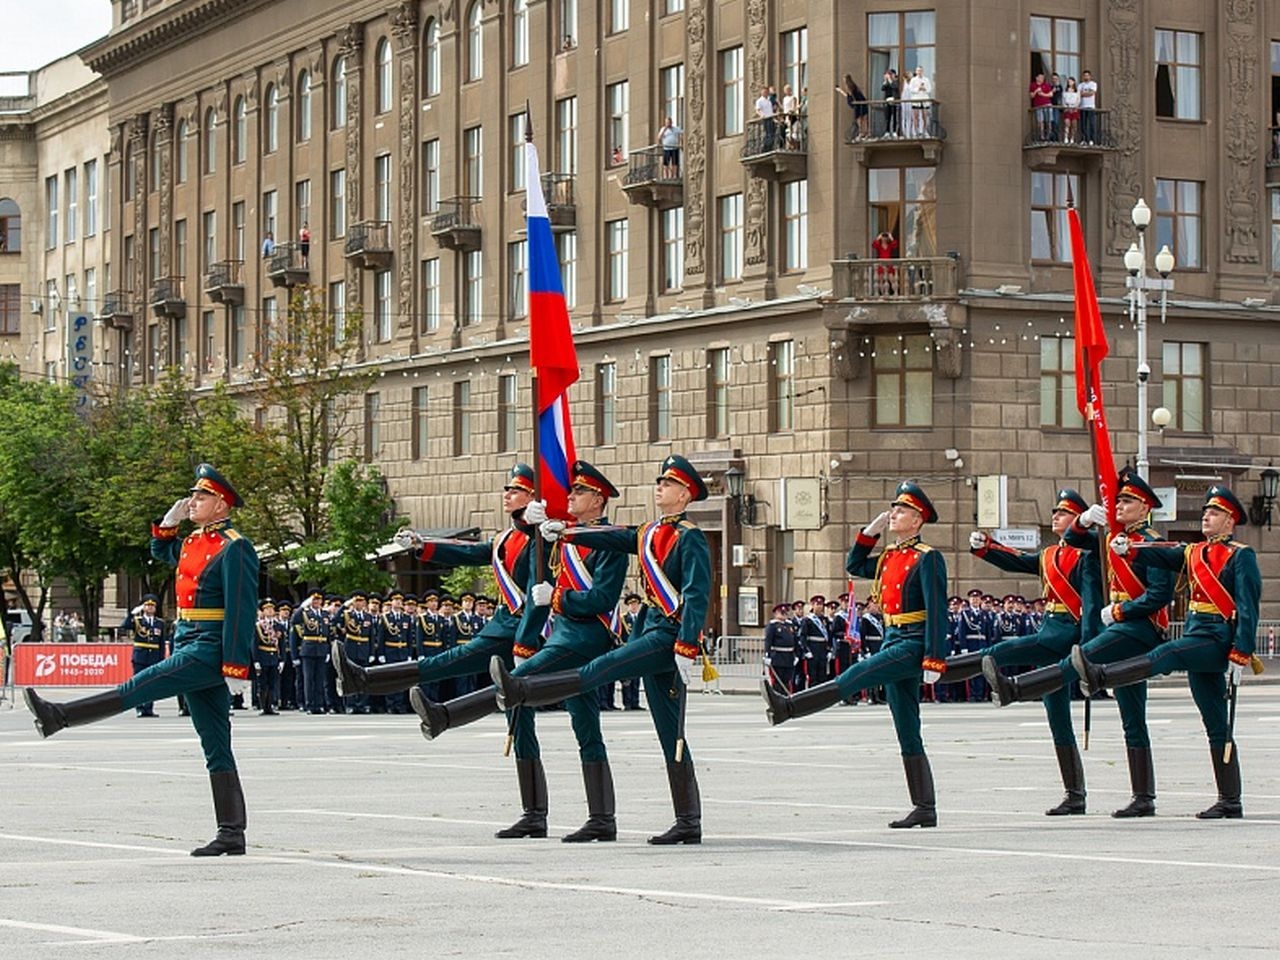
[122,593,167,717]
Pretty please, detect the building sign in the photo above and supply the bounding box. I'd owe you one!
[780,477,822,530]
[67,313,92,413]
[1151,486,1177,523]
[993,527,1040,550]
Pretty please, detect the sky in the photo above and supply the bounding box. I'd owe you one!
[3,0,113,73]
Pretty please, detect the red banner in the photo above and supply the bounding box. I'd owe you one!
[12,643,135,686]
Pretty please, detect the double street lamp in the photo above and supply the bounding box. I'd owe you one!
[1124,198,1175,482]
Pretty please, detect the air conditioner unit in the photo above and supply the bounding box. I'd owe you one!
[30,298,43,315]
[731,544,755,567]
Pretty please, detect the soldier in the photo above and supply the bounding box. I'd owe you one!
[859,596,887,704]
[378,590,415,713]
[341,591,375,713]
[763,602,799,692]
[760,482,948,828]
[122,593,167,717]
[788,600,809,689]
[491,454,713,845]
[290,590,330,715]
[984,468,1176,818]
[253,599,281,715]
[275,600,296,709]
[799,595,832,686]
[1072,486,1260,819]
[324,594,346,713]
[953,489,1102,815]
[415,591,445,701]
[952,588,992,702]
[24,464,259,856]
[828,598,852,676]
[619,593,645,710]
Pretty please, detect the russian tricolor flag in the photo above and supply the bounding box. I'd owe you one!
[526,139,578,520]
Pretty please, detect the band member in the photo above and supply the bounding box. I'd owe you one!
[254,599,282,715]
[1072,485,1260,819]
[291,590,330,714]
[760,482,948,828]
[122,594,168,717]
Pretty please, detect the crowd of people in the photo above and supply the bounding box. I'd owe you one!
[1029,68,1100,144]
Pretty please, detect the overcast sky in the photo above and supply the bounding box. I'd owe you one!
[3,0,113,73]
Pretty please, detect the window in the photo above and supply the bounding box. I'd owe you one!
[606,81,629,160]
[421,258,440,332]
[508,239,527,318]
[1155,30,1201,120]
[295,179,311,235]
[297,72,312,142]
[262,189,278,243]
[868,166,937,257]
[375,269,392,342]
[264,85,279,153]
[781,27,808,96]
[719,193,743,282]
[596,361,616,445]
[45,176,57,248]
[769,340,795,432]
[422,138,440,214]
[498,373,518,451]
[721,47,743,136]
[555,97,578,175]
[330,168,346,238]
[329,279,346,344]
[203,108,218,174]
[1029,16,1081,82]
[1031,172,1079,262]
[175,121,189,183]
[375,153,391,220]
[707,347,729,438]
[174,219,187,278]
[867,10,936,90]
[148,227,160,281]
[558,0,578,48]
[423,19,441,97]
[64,168,77,244]
[262,295,278,361]
[1162,341,1206,432]
[233,96,247,164]
[1273,191,1280,275]
[0,198,20,252]
[376,38,393,114]
[509,111,527,190]
[364,392,381,462]
[125,140,137,201]
[783,180,808,271]
[1039,336,1083,428]
[453,380,472,455]
[463,249,483,325]
[0,284,19,334]
[332,56,347,129]
[464,126,483,196]
[649,354,671,441]
[231,304,247,367]
[609,0,629,34]
[84,267,96,316]
[412,386,430,459]
[124,235,136,291]
[466,2,484,82]
[232,201,246,260]
[84,160,97,236]
[202,210,216,269]
[511,0,529,67]
[44,279,58,329]
[873,334,933,427]
[661,207,684,292]
[606,218,628,301]
[660,63,685,128]
[664,0,684,13]
[557,231,577,308]
[1155,178,1202,269]
[200,310,216,373]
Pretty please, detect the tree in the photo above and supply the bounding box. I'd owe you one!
[294,459,402,596]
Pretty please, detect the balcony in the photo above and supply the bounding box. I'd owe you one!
[266,241,309,289]
[204,259,245,306]
[739,116,807,182]
[1023,107,1117,169]
[845,99,946,164]
[620,146,682,210]
[96,289,134,331]
[1268,126,1280,184]
[430,197,481,252]
[539,172,576,230]
[829,256,960,302]
[149,276,186,319]
[344,220,393,270]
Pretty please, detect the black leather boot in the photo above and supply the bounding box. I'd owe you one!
[1072,646,1151,698]
[490,657,582,710]
[648,760,701,844]
[331,640,422,696]
[1045,744,1087,815]
[760,677,842,726]
[942,651,985,683]
[562,761,617,843]
[1196,745,1243,819]
[410,685,497,740]
[191,770,247,856]
[496,759,549,838]
[24,688,124,738]
[1112,746,1156,818]
[984,658,1064,707]
[889,753,937,828]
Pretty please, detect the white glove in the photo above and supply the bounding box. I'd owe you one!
[1110,534,1131,556]
[923,669,942,684]
[862,510,890,537]
[394,527,424,549]
[1228,661,1244,686]
[253,662,262,673]
[763,655,772,667]
[523,499,549,524]
[292,659,302,667]
[1078,503,1108,528]
[674,652,696,687]
[161,497,190,527]
[131,604,144,616]
[968,531,988,551]
[514,653,529,666]
[531,582,553,607]
[225,676,250,698]
[539,519,566,542]
[1100,604,1117,627]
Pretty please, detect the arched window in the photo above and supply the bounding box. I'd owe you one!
[511,0,529,67]
[264,84,279,153]
[297,71,312,141]
[233,96,247,163]
[204,107,218,174]
[332,55,347,129]
[0,198,21,253]
[376,38,393,114]
[176,119,189,183]
[423,19,440,97]
[467,2,483,82]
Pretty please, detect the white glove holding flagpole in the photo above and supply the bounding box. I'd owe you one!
[523,499,549,524]
[1100,604,1117,627]
[539,519,566,542]
[1110,534,1131,556]
[531,582,553,607]
[1078,503,1108,528]
[225,676,250,698]
[674,652,696,687]
[394,528,424,549]
[968,531,988,551]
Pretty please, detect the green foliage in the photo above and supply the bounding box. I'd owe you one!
[294,460,402,595]
[441,566,497,600]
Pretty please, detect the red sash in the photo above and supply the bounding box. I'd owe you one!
[1109,533,1170,630]
[1041,545,1083,620]
[1186,541,1237,620]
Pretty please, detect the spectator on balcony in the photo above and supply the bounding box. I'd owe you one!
[261,231,274,259]
[780,84,800,148]
[880,68,900,138]
[657,117,682,178]
[1079,70,1098,145]
[1049,73,1064,140]
[1029,73,1054,141]
[839,74,870,140]
[1061,78,1081,144]
[611,144,624,166]
[906,66,933,137]
[298,222,311,266]
[755,85,776,150]
[872,231,899,296]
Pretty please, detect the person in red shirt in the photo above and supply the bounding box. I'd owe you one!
[871,231,899,296]
[1030,72,1055,141]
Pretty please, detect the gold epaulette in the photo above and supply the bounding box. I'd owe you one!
[679,519,697,530]
[223,528,242,541]
[914,542,933,553]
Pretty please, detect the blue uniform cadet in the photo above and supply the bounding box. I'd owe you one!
[253,599,282,715]
[763,603,800,692]
[24,463,259,856]
[761,481,948,829]
[339,591,375,713]
[122,593,168,717]
[491,454,712,845]
[1072,485,1261,819]
[291,591,331,714]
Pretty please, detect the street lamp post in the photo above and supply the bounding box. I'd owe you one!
[1124,198,1175,482]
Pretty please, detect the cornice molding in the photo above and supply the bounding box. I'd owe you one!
[81,0,276,76]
